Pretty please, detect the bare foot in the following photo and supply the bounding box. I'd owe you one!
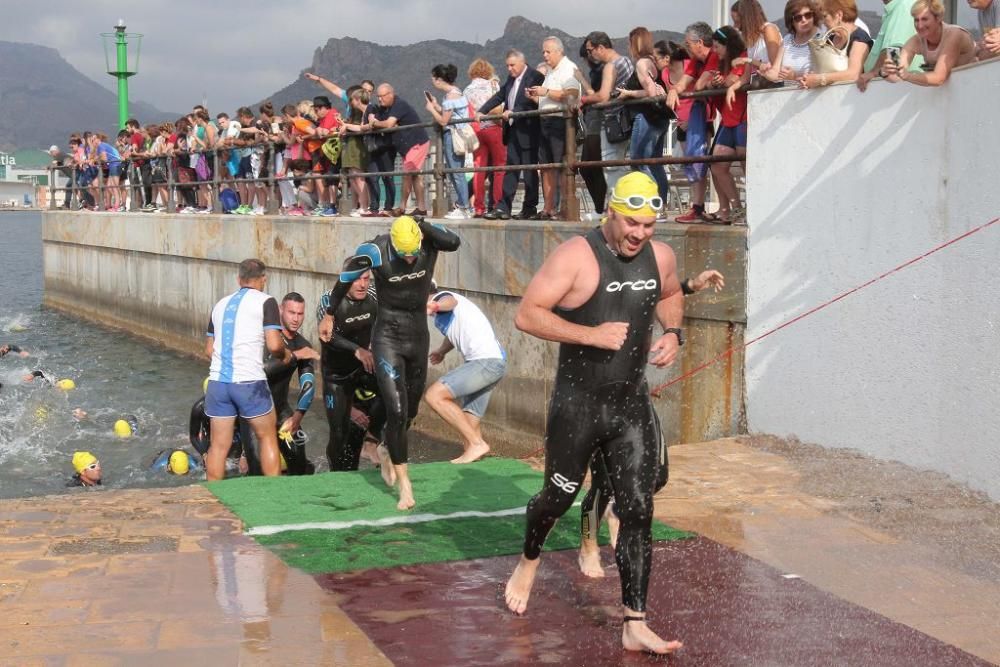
[504,556,540,615]
[396,475,415,511]
[450,441,490,464]
[361,438,381,466]
[622,617,683,655]
[605,504,620,550]
[377,445,396,487]
[578,539,605,578]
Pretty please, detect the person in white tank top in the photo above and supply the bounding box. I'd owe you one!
[731,0,784,75]
[761,0,824,85]
[883,0,978,87]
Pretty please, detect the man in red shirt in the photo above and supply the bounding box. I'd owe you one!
[666,22,719,224]
[126,118,152,209]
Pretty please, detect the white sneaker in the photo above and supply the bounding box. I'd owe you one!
[252,206,264,215]
[349,208,363,218]
[445,207,469,220]
[581,211,602,223]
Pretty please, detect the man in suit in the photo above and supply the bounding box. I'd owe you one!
[477,49,544,220]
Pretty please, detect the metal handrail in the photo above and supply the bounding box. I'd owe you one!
[47,85,735,218]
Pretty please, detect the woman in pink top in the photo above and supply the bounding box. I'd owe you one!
[463,59,506,217]
[654,41,692,149]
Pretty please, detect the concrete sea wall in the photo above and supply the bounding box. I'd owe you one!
[745,60,1000,500]
[42,212,747,450]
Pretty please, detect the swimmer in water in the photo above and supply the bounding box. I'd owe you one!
[0,344,29,358]
[68,451,102,487]
[22,370,55,386]
[150,448,203,475]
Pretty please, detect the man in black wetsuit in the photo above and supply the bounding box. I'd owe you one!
[260,292,320,474]
[579,269,725,577]
[504,172,684,655]
[320,215,460,510]
[316,270,385,472]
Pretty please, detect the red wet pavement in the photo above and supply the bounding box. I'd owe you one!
[317,537,991,666]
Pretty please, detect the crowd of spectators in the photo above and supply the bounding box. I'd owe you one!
[49,0,997,224]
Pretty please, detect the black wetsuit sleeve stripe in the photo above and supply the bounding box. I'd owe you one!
[262,298,281,328]
[418,220,461,251]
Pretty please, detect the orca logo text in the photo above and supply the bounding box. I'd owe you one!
[389,270,427,282]
[345,313,372,323]
[606,279,658,292]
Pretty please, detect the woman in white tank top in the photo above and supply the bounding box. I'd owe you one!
[731,0,784,75]
[883,0,978,87]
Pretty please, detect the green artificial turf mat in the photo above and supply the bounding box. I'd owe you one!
[206,458,693,574]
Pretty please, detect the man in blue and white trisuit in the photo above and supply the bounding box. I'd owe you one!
[424,289,507,464]
[204,259,295,480]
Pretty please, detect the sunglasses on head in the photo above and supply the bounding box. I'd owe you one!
[611,193,664,211]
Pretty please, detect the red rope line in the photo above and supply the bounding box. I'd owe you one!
[521,216,1000,459]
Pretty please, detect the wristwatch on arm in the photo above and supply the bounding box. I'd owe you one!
[664,328,685,346]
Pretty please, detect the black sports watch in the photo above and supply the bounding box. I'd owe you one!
[664,328,685,346]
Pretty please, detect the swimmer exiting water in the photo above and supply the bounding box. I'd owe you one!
[579,269,724,578]
[505,173,683,654]
[261,292,320,475]
[150,449,202,475]
[68,451,102,487]
[322,216,460,510]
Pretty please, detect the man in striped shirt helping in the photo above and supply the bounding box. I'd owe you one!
[204,259,307,480]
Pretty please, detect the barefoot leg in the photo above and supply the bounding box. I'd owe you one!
[504,555,540,615]
[621,611,683,655]
[396,464,415,510]
[377,444,396,487]
[577,536,605,578]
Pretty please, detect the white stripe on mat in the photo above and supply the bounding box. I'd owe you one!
[246,502,582,537]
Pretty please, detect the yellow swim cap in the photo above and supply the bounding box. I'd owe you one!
[390,216,423,256]
[168,450,190,475]
[202,377,210,394]
[608,172,661,219]
[34,406,49,421]
[113,419,133,438]
[56,379,76,391]
[72,451,98,474]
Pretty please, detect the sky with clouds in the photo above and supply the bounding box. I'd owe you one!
[0,1,979,113]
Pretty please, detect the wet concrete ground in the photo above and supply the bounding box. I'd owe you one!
[0,436,997,665]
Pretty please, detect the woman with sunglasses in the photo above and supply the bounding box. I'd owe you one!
[763,0,824,85]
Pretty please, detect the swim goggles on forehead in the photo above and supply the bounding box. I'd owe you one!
[610,193,664,211]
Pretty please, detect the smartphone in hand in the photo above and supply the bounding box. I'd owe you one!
[423,91,434,103]
[885,46,901,66]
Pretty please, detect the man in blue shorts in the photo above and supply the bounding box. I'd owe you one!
[204,259,296,480]
[424,288,507,464]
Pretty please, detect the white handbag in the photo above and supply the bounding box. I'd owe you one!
[451,122,480,156]
[808,26,851,74]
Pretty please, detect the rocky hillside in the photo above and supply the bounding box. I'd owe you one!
[0,41,176,152]
[262,16,685,114]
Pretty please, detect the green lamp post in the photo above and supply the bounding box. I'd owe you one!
[101,20,143,130]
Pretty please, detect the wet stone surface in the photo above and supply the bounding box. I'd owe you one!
[49,536,179,556]
[319,539,990,667]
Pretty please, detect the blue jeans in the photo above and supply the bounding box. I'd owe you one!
[629,114,670,203]
[439,357,507,418]
[443,130,470,209]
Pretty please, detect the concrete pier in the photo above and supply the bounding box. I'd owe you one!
[42,211,747,449]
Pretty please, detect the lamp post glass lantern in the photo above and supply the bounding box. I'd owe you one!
[101,20,143,130]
